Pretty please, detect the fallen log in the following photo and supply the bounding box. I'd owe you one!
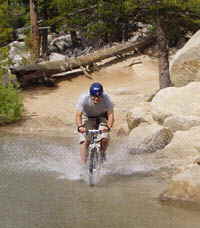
[11,34,156,87]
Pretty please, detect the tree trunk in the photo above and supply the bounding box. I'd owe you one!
[11,34,155,87]
[30,0,40,61]
[70,30,79,47]
[156,18,172,89]
[40,27,49,58]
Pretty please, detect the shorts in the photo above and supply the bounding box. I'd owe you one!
[79,115,110,144]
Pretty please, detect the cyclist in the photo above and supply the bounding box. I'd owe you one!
[76,82,114,170]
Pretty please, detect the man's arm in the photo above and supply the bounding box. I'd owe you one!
[107,110,114,130]
[76,111,86,133]
[76,111,83,127]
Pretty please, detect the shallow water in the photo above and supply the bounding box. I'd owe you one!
[1,133,200,228]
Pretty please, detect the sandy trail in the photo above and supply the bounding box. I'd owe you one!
[1,55,159,137]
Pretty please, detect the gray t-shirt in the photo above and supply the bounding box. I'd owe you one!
[76,92,114,117]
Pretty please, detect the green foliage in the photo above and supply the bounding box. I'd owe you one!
[0,0,199,46]
[0,2,13,44]
[124,0,200,46]
[0,47,23,124]
[1,0,197,47]
[0,0,28,45]
[0,83,23,124]
[47,0,200,45]
[0,47,12,75]
[0,28,13,46]
[85,21,108,39]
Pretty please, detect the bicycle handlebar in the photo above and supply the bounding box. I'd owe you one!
[86,129,102,135]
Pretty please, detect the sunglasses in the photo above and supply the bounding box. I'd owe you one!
[91,95,102,98]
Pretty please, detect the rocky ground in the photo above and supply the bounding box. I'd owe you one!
[2,51,200,203]
[0,54,159,138]
[2,31,200,203]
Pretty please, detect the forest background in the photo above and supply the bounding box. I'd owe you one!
[0,0,200,124]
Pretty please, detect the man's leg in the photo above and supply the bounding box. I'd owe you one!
[80,115,96,165]
[79,117,95,164]
[101,138,109,154]
[79,140,90,178]
[99,119,110,160]
[100,137,109,161]
[80,140,90,164]
[79,117,95,177]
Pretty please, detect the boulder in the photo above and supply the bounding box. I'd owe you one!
[163,115,200,132]
[9,41,30,67]
[115,124,130,137]
[160,164,200,202]
[48,34,73,54]
[128,123,173,154]
[170,30,200,87]
[49,53,66,61]
[194,157,200,165]
[151,82,200,123]
[126,102,154,130]
[158,126,200,166]
[155,126,200,185]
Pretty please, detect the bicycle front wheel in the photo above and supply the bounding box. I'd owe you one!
[88,148,99,186]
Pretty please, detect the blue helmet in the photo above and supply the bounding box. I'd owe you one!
[89,82,103,97]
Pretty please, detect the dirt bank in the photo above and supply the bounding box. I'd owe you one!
[0,55,159,137]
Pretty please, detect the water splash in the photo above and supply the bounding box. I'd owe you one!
[0,136,164,182]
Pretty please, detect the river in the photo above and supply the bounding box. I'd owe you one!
[1,133,200,228]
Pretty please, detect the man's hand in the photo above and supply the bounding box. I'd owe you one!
[107,111,114,131]
[102,125,111,133]
[78,126,86,133]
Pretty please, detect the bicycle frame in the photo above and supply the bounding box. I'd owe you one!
[88,129,101,152]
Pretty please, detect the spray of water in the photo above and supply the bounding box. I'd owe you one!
[0,136,166,183]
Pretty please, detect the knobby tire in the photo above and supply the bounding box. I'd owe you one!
[89,148,98,186]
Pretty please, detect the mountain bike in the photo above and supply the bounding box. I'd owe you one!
[87,129,105,186]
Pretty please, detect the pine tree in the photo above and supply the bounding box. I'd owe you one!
[124,0,200,88]
[0,0,28,46]
[1,0,200,89]
[29,0,40,61]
